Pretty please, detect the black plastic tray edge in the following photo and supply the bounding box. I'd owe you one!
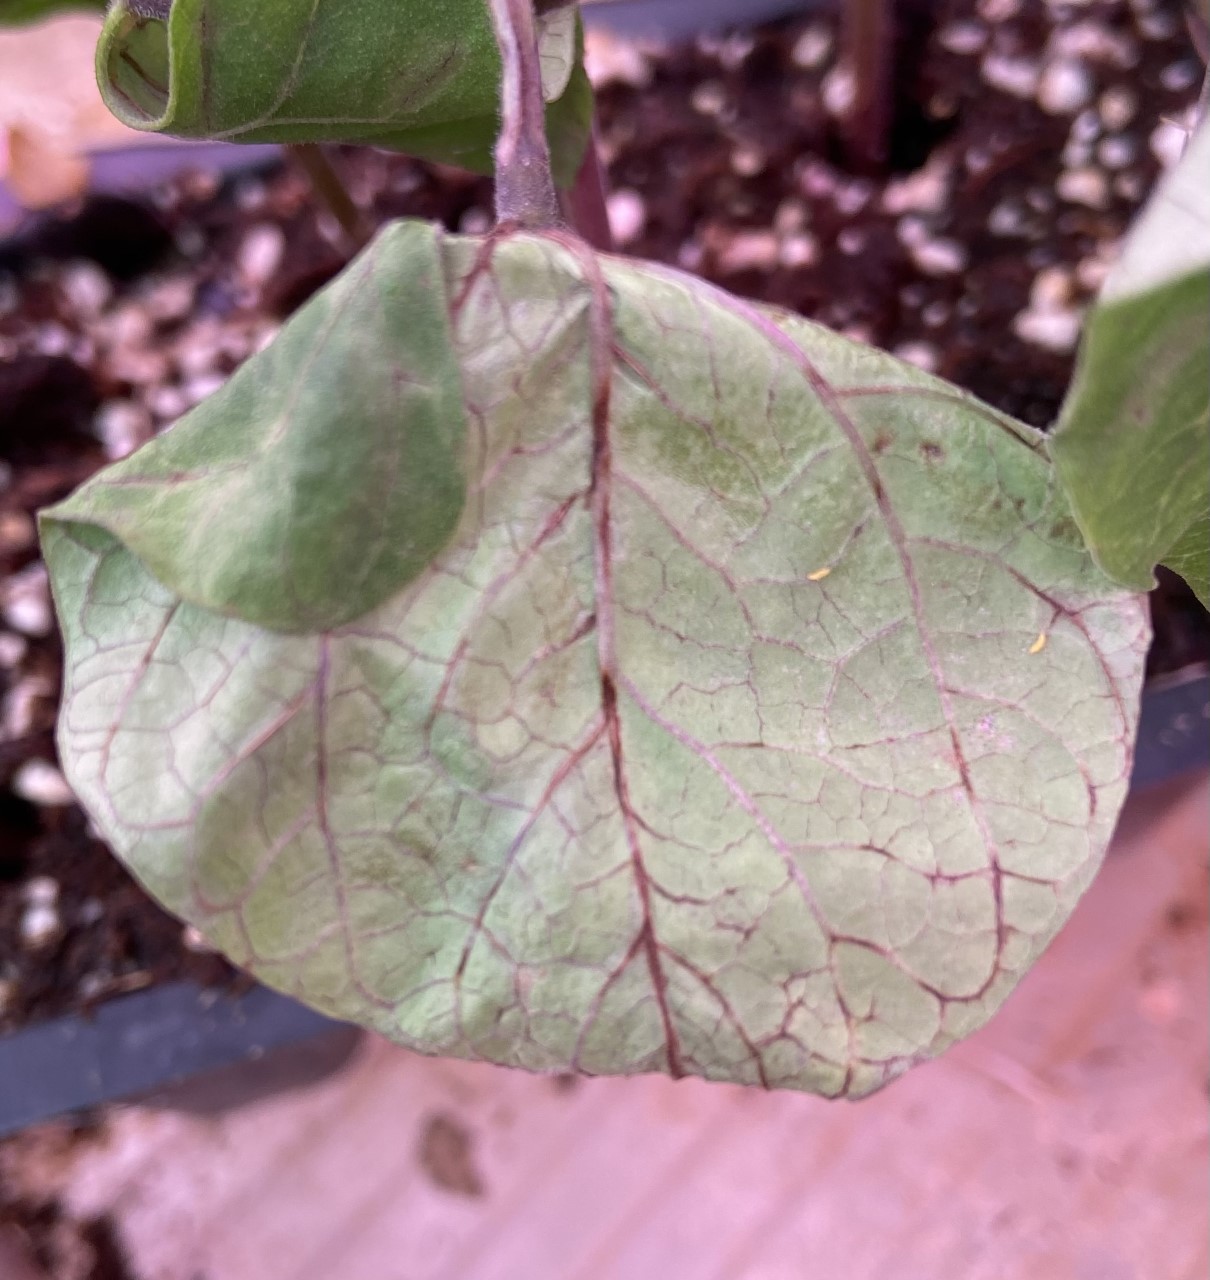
[0,979,343,1137]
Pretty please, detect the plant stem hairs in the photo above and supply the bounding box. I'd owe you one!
[120,0,173,18]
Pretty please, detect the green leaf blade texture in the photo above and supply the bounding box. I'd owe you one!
[1051,120,1210,606]
[44,227,1148,1098]
[94,0,590,185]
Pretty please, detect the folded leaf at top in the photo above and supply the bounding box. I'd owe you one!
[95,0,591,185]
[44,221,466,632]
[1051,120,1210,607]
[43,224,1148,1099]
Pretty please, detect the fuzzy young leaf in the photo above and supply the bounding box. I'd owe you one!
[1051,121,1210,606]
[94,0,591,185]
[43,225,1147,1098]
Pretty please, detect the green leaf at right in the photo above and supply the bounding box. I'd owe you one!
[1051,120,1210,607]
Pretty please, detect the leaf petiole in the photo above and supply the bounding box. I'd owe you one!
[487,0,564,230]
[287,144,371,253]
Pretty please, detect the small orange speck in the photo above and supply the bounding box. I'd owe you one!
[808,567,831,582]
[1028,632,1047,655]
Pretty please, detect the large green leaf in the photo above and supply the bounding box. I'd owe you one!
[1051,121,1210,607]
[94,0,591,185]
[43,224,1147,1098]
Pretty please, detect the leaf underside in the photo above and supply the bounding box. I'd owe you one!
[43,225,1148,1099]
[1051,120,1210,607]
[95,0,591,186]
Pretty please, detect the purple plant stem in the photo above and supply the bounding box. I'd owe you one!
[288,144,371,251]
[486,0,563,229]
[841,0,894,174]
[562,124,614,250]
